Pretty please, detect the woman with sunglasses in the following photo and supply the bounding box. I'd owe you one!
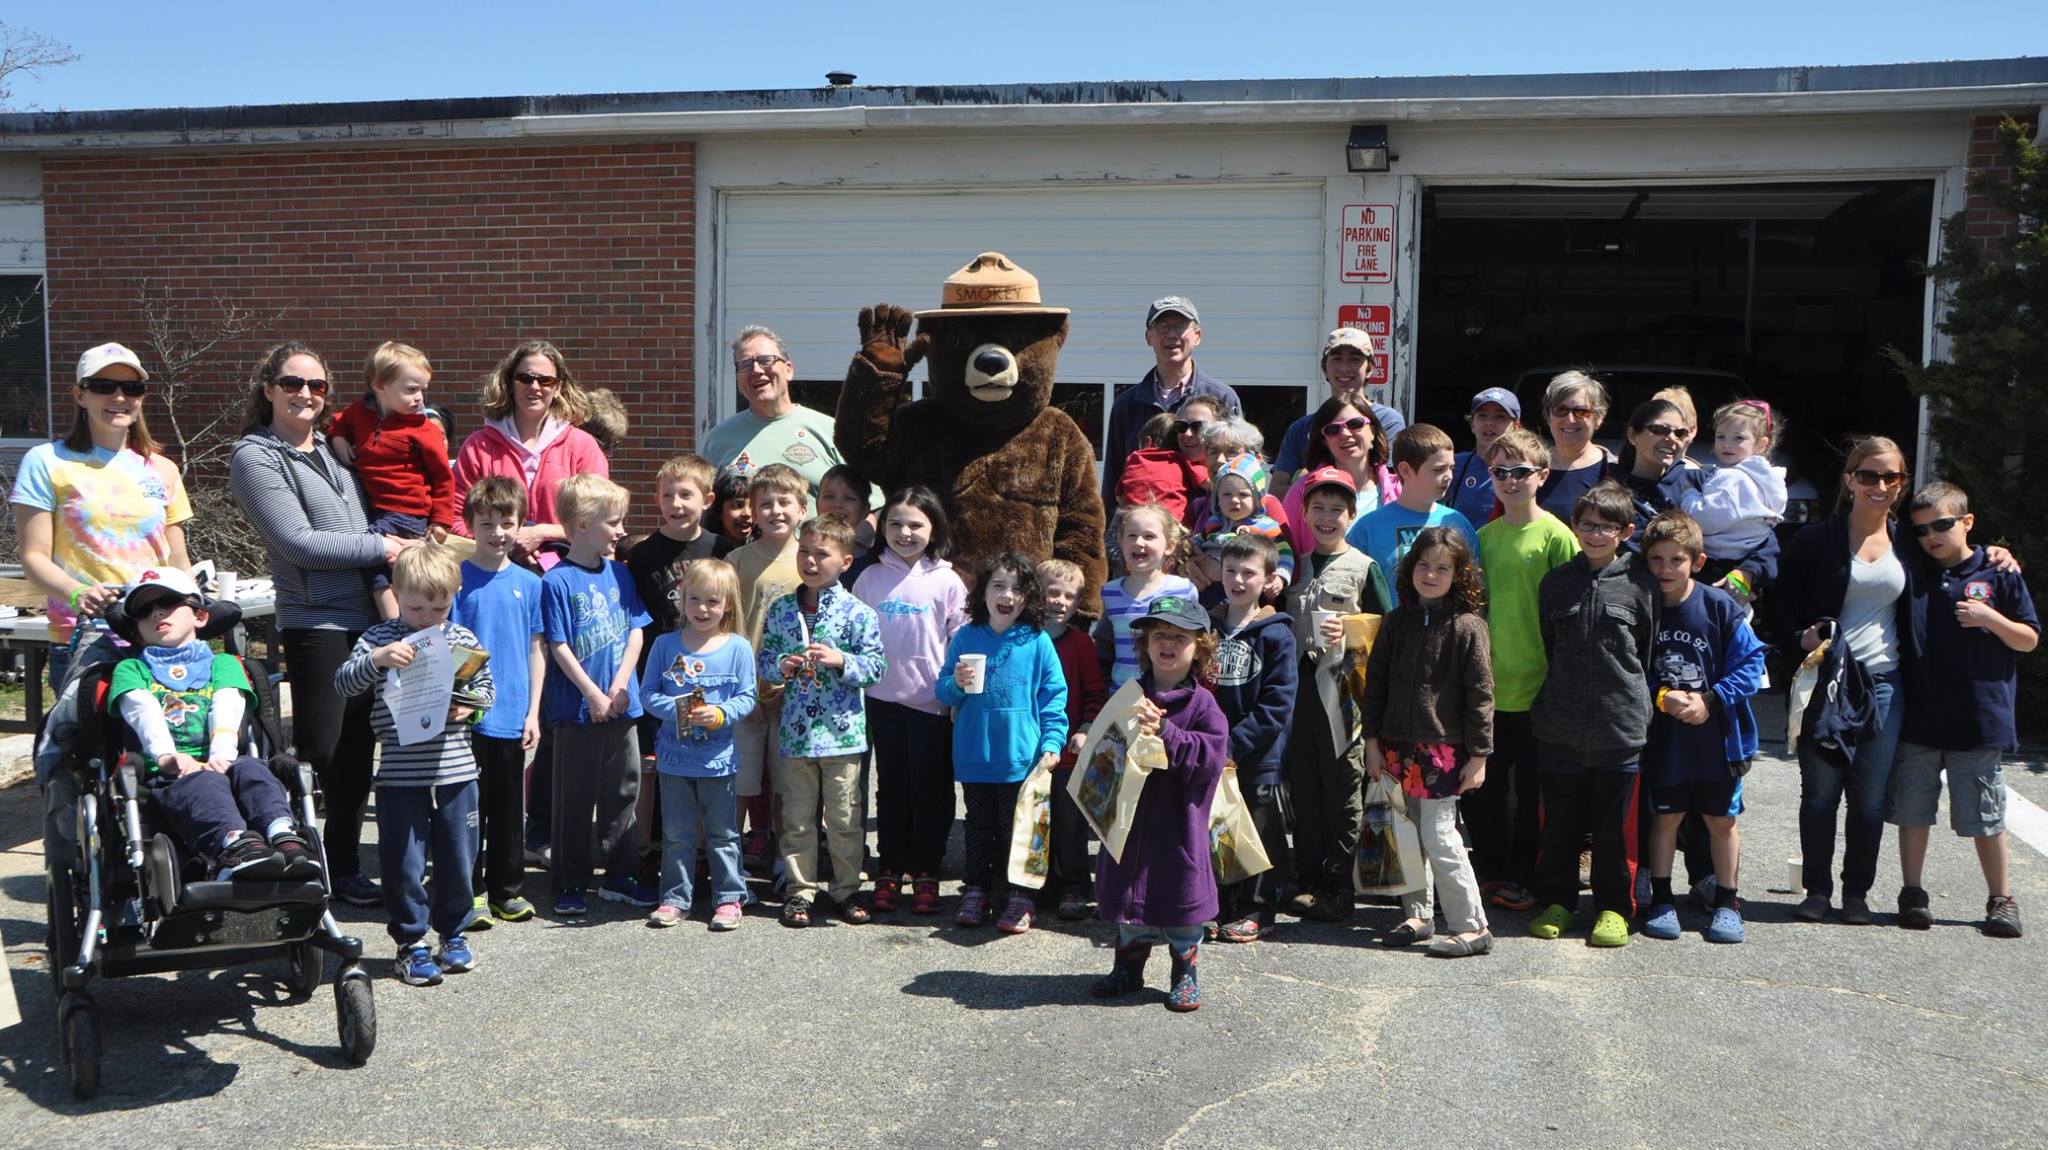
[1536,371,1623,521]
[449,340,609,570]
[1770,435,2018,925]
[230,341,408,907]
[1278,396,1399,561]
[10,342,193,690]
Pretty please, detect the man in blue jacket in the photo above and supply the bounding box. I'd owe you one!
[1206,534,1297,942]
[1101,296,1241,506]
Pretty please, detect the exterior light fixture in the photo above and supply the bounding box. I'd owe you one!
[1346,124,1391,173]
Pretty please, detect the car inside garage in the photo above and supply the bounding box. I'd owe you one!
[1414,181,1934,517]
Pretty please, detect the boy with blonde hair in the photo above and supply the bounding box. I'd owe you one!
[328,341,456,618]
[731,463,809,865]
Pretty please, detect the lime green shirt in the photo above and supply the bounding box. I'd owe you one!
[1477,511,1580,713]
[109,650,254,757]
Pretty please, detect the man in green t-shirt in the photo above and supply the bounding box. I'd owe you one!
[702,325,854,499]
[111,568,320,881]
[1469,428,1580,911]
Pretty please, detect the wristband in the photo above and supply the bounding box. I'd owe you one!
[68,584,89,611]
[1724,570,1753,598]
[1655,687,1671,713]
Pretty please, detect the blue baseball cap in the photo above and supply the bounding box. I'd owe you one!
[1469,387,1520,420]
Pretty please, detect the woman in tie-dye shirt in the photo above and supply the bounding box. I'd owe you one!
[10,343,191,688]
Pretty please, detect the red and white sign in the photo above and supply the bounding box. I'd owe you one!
[1339,204,1396,284]
[1337,304,1391,388]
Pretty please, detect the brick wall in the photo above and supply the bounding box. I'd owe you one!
[1961,113,2036,257]
[40,141,694,528]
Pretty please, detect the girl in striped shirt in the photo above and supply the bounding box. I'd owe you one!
[1096,503,1197,687]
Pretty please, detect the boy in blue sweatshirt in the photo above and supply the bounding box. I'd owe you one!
[1893,483,2038,939]
[1637,511,1765,945]
[1206,534,1297,942]
[758,515,888,927]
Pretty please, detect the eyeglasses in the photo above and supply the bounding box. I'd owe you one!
[1171,419,1207,439]
[1638,422,1688,440]
[1321,417,1371,438]
[271,376,329,396]
[1574,521,1625,538]
[80,378,148,397]
[1490,465,1542,482]
[735,355,788,373]
[511,371,559,389]
[1851,469,1907,489]
[1552,406,1598,421]
[1910,516,1961,537]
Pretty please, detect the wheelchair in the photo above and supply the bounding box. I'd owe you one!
[39,599,375,1099]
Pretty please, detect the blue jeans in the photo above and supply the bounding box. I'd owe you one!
[656,772,745,911]
[1797,668,1904,900]
[1118,924,1206,949]
[376,781,479,946]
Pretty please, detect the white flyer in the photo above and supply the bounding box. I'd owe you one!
[384,625,455,746]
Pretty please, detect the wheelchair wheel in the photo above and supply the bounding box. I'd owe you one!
[44,863,78,998]
[58,992,100,1100]
[285,942,324,1000]
[334,968,376,1064]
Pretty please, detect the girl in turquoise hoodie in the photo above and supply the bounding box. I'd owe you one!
[935,551,1069,936]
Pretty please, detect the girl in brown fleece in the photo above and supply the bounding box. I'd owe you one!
[1360,526,1496,957]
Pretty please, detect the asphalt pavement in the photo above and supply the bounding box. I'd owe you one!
[2,703,2045,1149]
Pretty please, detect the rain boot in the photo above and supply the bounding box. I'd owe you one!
[1167,941,1202,1012]
[1089,943,1151,998]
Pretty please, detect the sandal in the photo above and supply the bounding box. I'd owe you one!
[838,896,871,926]
[1381,919,1436,948]
[780,897,813,929]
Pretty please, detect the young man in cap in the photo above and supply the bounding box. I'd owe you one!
[1101,296,1242,507]
[109,568,320,881]
[1272,328,1407,498]
[1445,387,1522,526]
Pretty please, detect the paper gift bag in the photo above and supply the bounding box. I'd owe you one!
[1066,680,1166,864]
[1785,638,1831,750]
[1209,765,1272,885]
[1354,773,1426,896]
[1316,612,1383,759]
[1007,754,1056,890]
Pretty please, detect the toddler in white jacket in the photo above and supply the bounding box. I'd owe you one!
[1680,400,1786,571]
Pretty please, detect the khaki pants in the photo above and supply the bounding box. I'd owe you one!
[733,705,784,799]
[774,754,864,905]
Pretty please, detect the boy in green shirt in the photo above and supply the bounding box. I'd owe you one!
[1469,428,1578,910]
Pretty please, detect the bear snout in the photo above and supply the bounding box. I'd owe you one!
[966,343,1020,401]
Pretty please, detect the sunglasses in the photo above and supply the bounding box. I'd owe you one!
[272,376,329,396]
[80,378,148,397]
[1552,406,1598,421]
[1910,516,1962,537]
[1490,464,1542,482]
[1171,419,1207,439]
[1851,468,1907,489]
[1321,416,1371,438]
[1638,422,1688,440]
[511,371,559,388]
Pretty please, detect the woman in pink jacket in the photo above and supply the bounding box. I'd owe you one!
[451,339,609,567]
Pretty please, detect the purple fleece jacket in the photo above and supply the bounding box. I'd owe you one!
[1094,678,1230,927]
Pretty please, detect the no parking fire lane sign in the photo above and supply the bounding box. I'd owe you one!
[1340,204,1396,284]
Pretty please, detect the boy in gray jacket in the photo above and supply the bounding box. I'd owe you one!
[1527,482,1659,948]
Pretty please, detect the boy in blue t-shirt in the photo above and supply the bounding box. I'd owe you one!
[1637,511,1765,945]
[1347,424,1479,577]
[541,474,654,917]
[452,477,545,928]
[1893,483,2039,939]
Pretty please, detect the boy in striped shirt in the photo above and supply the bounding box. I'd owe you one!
[336,545,495,987]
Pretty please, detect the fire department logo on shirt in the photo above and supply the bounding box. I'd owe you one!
[1964,580,1993,603]
[166,664,187,682]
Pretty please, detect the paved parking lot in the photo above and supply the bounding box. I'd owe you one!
[1,722,2044,1149]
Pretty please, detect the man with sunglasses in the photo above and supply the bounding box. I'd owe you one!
[1100,297,1241,508]
[703,325,856,501]
[1271,327,1407,499]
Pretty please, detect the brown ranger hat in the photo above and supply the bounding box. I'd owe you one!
[913,251,1071,320]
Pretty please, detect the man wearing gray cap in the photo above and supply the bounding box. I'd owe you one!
[1272,327,1407,498]
[1101,296,1242,506]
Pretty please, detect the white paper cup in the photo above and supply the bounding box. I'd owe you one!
[1313,609,1340,637]
[1786,858,1804,894]
[214,571,239,601]
[958,653,987,694]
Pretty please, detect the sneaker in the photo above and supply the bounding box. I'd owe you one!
[269,831,323,880]
[872,877,902,914]
[1897,886,1933,931]
[554,890,588,917]
[648,904,686,928]
[491,896,536,923]
[996,894,1034,935]
[1704,905,1745,944]
[1794,894,1831,922]
[435,934,476,973]
[1838,896,1873,926]
[1588,909,1630,948]
[1057,891,1090,921]
[397,943,442,986]
[598,876,658,908]
[1479,879,1506,898]
[1529,904,1573,940]
[910,877,942,915]
[1689,875,1720,911]
[955,887,989,927]
[710,902,743,931]
[215,832,287,881]
[1983,895,2023,939]
[333,871,383,907]
[1641,903,1681,941]
[465,894,494,932]
[1216,916,1266,944]
[1490,883,1537,912]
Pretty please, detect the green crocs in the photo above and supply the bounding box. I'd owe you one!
[1589,909,1630,948]
[1529,904,1574,940]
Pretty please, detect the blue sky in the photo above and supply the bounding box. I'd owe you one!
[7,2,2046,112]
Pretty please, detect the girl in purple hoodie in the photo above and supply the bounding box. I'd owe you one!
[852,486,967,915]
[1090,594,1230,1012]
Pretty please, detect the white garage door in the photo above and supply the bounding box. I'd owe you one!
[713,182,1324,456]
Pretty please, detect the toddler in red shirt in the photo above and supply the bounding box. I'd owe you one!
[329,341,456,618]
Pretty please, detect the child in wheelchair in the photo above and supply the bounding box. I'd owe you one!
[110,568,321,881]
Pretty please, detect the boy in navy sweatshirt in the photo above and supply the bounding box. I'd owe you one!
[1893,483,2038,939]
[1207,534,1297,942]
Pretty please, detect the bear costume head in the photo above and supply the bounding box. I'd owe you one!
[912,252,1069,433]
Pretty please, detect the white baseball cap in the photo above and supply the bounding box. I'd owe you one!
[123,567,202,615]
[76,342,149,383]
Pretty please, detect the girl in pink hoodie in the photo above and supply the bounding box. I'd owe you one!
[852,485,968,914]
[451,340,610,570]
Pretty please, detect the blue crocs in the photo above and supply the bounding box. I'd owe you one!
[1704,905,1745,944]
[1641,903,1682,941]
